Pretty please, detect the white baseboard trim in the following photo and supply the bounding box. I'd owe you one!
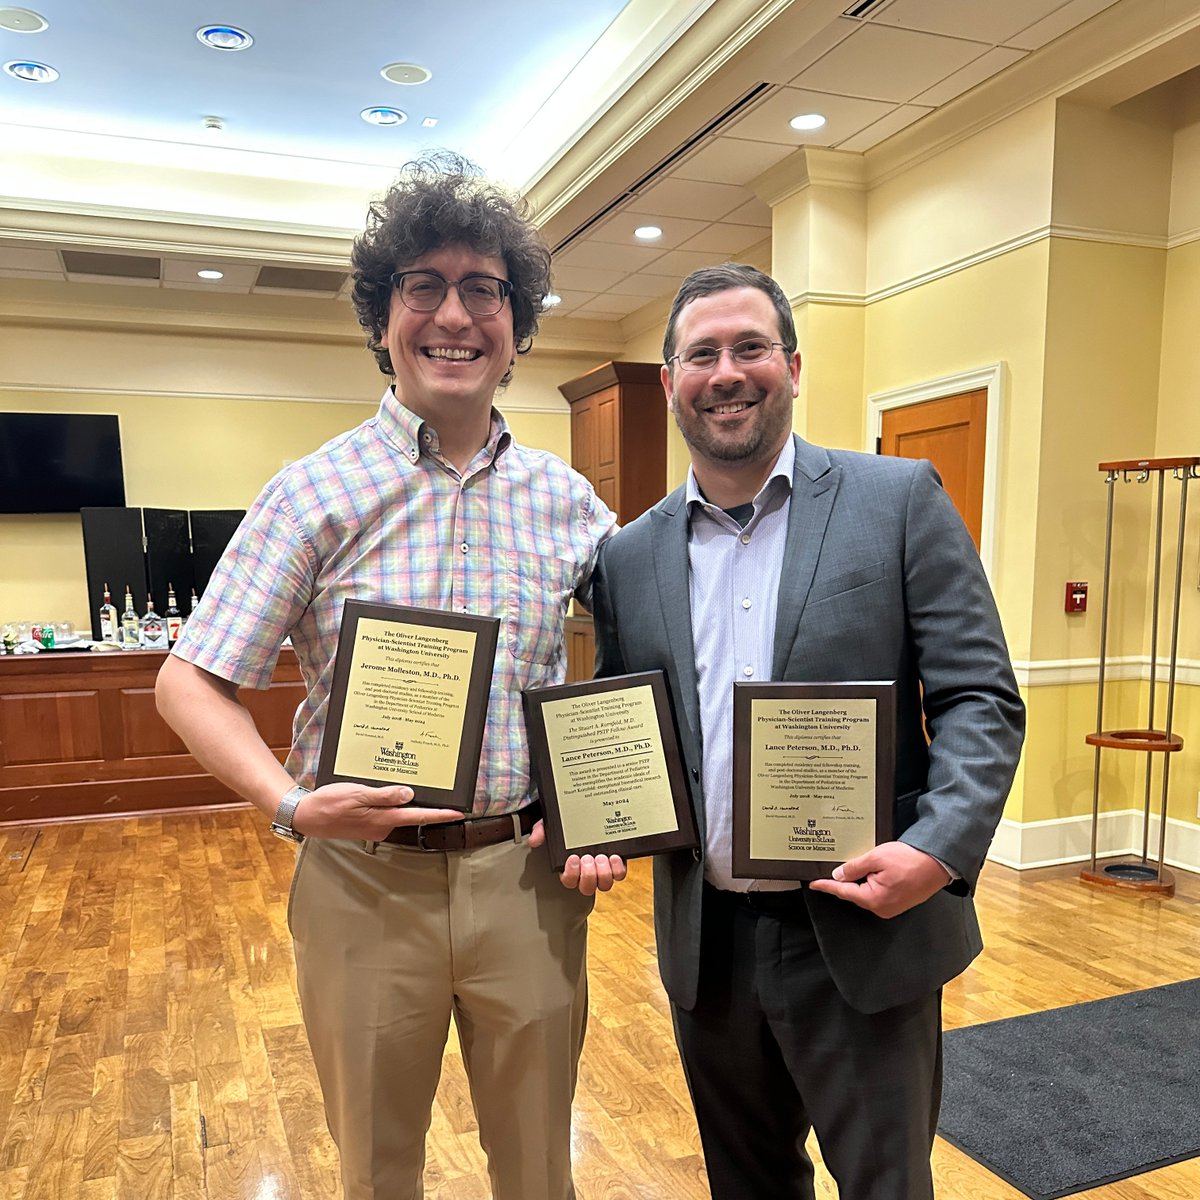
[1011,656,1200,688]
[988,809,1200,873]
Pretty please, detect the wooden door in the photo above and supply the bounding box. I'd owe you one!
[880,389,986,550]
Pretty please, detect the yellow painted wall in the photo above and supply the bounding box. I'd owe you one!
[1037,238,1166,664]
[863,241,1051,662]
[796,303,865,453]
[0,340,579,631]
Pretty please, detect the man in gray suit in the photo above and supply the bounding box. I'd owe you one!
[577,264,1024,1198]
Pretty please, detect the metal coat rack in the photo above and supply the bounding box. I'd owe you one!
[1081,456,1199,896]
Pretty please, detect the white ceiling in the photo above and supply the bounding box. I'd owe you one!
[0,0,1129,323]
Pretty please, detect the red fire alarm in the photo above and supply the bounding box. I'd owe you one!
[1065,581,1088,613]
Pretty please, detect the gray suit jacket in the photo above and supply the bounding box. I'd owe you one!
[592,435,1025,1015]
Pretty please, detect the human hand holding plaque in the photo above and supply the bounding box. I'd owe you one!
[290,781,463,841]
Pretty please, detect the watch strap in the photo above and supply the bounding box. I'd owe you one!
[270,784,310,843]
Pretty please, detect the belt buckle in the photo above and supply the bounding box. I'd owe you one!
[415,824,439,852]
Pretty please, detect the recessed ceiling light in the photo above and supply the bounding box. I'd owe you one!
[542,293,562,309]
[790,113,827,131]
[634,225,663,240]
[202,115,224,133]
[196,25,253,51]
[361,106,407,126]
[197,269,224,280]
[3,58,57,82]
[421,117,439,128]
[0,8,48,33]
[381,62,432,86]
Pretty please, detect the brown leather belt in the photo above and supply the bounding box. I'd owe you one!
[382,803,541,852]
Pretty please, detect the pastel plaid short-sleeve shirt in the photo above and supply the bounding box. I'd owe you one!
[173,389,616,816]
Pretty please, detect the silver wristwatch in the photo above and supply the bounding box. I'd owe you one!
[270,784,310,844]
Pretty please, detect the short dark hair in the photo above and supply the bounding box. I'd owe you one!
[662,263,797,365]
[351,151,552,384]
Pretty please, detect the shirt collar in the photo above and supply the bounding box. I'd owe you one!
[685,434,795,514]
[375,386,513,468]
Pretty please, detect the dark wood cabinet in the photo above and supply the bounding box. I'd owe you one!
[0,649,304,824]
[560,361,667,684]
[559,360,666,527]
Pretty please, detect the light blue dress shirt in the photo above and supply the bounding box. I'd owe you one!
[686,438,801,893]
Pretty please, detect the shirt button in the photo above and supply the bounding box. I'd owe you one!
[742,598,752,610]
[461,543,469,553]
[743,665,754,677]
[740,533,751,545]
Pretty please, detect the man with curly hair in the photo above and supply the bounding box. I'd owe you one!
[157,153,616,1199]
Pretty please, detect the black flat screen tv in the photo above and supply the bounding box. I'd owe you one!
[0,412,126,514]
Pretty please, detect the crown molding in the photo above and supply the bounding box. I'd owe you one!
[751,146,867,209]
[0,199,355,264]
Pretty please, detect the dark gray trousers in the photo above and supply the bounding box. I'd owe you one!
[671,885,942,1200]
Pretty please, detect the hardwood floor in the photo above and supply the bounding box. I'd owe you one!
[1,811,1197,1199]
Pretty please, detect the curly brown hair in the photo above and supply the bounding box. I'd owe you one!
[351,151,552,385]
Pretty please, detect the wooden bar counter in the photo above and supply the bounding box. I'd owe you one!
[0,646,305,825]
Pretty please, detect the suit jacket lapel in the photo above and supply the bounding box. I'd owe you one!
[650,487,702,746]
[771,436,840,679]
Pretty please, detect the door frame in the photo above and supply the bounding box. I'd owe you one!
[865,362,1005,581]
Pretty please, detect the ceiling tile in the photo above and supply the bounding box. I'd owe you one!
[575,293,646,316]
[0,246,61,272]
[554,240,668,272]
[911,45,1026,106]
[1006,0,1120,52]
[551,264,630,293]
[835,103,935,152]
[604,272,686,298]
[671,136,797,186]
[726,86,894,148]
[791,24,989,103]
[572,298,632,319]
[543,289,592,312]
[679,222,770,254]
[875,0,1069,46]
[643,247,733,278]
[588,212,710,250]
[0,268,65,282]
[722,197,772,228]
[625,177,749,222]
[768,16,860,81]
[161,259,259,287]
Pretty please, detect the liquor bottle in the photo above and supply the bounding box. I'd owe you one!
[98,583,119,643]
[120,586,140,647]
[138,592,169,649]
[164,584,182,645]
[189,588,200,618]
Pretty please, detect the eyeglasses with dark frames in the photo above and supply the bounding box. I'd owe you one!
[389,270,513,316]
[667,338,787,372]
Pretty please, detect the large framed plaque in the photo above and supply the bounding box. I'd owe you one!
[732,681,896,880]
[315,600,499,811]
[523,671,698,871]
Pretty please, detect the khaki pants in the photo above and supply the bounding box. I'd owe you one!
[289,830,593,1200]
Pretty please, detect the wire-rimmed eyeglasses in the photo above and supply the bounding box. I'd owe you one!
[389,270,513,316]
[667,338,786,372]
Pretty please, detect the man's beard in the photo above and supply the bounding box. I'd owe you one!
[672,380,793,466]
